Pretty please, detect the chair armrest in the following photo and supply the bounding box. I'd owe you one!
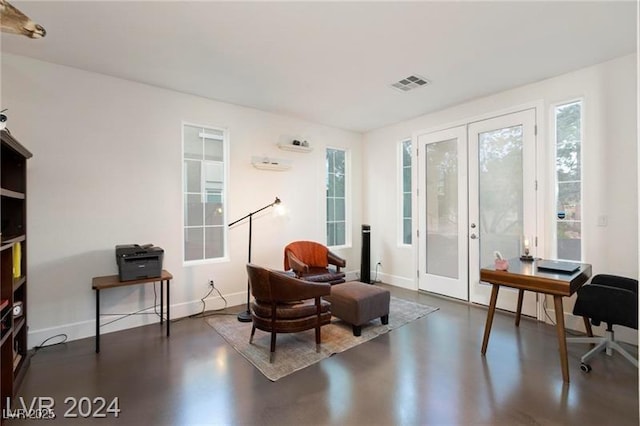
[270,270,331,301]
[328,250,346,271]
[287,252,309,276]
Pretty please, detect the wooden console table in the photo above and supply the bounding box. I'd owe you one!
[480,259,591,382]
[92,270,173,353]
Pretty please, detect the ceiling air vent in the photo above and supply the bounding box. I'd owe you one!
[390,75,429,92]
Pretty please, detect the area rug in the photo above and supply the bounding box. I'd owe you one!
[206,296,438,381]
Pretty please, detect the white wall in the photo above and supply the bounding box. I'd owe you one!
[1,54,363,348]
[364,54,637,337]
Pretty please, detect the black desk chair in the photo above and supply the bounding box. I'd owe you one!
[568,274,638,372]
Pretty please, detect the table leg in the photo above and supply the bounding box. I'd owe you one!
[515,289,524,327]
[553,295,570,383]
[95,289,100,354]
[160,280,164,325]
[481,284,500,355]
[167,279,170,337]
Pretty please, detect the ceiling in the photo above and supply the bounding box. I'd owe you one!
[1,1,637,133]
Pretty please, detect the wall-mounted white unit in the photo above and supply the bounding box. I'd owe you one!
[251,156,292,171]
[277,142,312,153]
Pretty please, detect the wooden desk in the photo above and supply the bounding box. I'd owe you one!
[92,270,173,353]
[480,259,591,382]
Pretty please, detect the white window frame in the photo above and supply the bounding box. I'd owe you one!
[550,98,584,261]
[326,146,351,249]
[398,138,412,246]
[182,121,230,265]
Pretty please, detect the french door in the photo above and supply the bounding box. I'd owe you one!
[417,126,468,300]
[468,110,537,316]
[418,109,537,316]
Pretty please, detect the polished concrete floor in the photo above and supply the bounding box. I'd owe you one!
[11,285,639,425]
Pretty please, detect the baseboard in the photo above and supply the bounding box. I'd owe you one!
[371,272,416,290]
[27,292,246,349]
[544,309,638,346]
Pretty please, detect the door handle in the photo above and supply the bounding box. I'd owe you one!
[470,234,478,239]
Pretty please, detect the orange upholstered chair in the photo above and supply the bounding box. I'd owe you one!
[284,240,346,285]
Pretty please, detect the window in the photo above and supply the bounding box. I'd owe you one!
[326,148,347,247]
[400,139,412,245]
[183,123,227,262]
[554,101,582,261]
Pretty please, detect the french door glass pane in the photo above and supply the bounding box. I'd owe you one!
[478,126,523,269]
[425,139,458,279]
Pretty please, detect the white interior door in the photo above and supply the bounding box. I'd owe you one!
[468,109,537,316]
[417,126,468,300]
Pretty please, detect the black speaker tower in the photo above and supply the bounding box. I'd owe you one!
[361,224,371,284]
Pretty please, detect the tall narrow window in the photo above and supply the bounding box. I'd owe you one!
[400,139,412,245]
[554,101,582,261]
[183,124,227,262]
[326,148,347,247]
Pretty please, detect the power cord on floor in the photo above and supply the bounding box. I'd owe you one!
[374,262,382,283]
[31,334,68,357]
[189,280,236,319]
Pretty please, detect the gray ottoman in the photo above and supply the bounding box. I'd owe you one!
[324,281,390,336]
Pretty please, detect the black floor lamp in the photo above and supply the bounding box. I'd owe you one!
[228,196,282,322]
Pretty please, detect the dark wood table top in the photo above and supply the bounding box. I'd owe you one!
[480,258,592,296]
[92,270,173,290]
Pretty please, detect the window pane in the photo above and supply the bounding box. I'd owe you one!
[403,193,411,218]
[326,148,347,247]
[327,223,336,246]
[403,166,411,192]
[185,228,203,261]
[403,219,412,245]
[556,103,581,143]
[184,125,202,160]
[335,222,346,246]
[402,141,411,164]
[184,160,201,193]
[205,227,224,258]
[401,139,412,245]
[557,182,581,220]
[557,221,581,261]
[334,151,345,174]
[327,175,335,197]
[327,198,335,221]
[334,173,345,197]
[204,138,224,161]
[205,193,223,226]
[185,194,203,226]
[335,198,345,221]
[555,101,582,261]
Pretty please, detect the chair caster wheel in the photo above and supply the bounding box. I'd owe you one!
[580,363,592,373]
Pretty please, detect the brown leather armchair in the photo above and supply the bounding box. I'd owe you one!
[246,263,332,363]
[284,240,346,285]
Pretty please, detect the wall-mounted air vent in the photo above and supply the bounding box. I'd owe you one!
[390,75,429,92]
